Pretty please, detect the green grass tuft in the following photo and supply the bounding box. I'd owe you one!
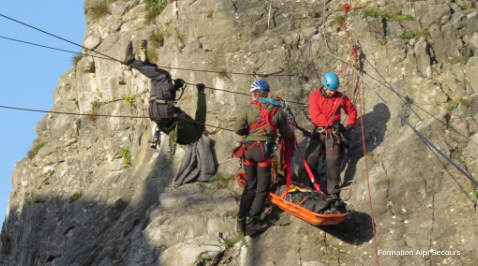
[91,1,111,21]
[474,186,478,199]
[416,30,431,41]
[72,54,83,68]
[401,30,415,39]
[208,173,234,188]
[69,190,83,203]
[380,38,388,46]
[120,147,131,167]
[362,9,414,21]
[124,96,136,103]
[145,0,167,24]
[147,48,158,64]
[28,141,46,160]
[448,56,470,64]
[225,233,244,248]
[459,5,468,11]
[329,16,344,28]
[150,31,165,49]
[218,66,228,78]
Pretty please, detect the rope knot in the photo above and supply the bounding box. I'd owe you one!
[343,4,350,12]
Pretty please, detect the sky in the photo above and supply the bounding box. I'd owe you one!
[0,1,85,225]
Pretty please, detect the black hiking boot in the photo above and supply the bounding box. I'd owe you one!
[138,40,150,64]
[244,218,268,236]
[123,41,135,65]
[236,217,245,233]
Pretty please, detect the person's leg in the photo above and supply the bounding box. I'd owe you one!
[324,135,342,197]
[237,162,258,219]
[302,135,324,185]
[129,60,171,81]
[248,162,272,219]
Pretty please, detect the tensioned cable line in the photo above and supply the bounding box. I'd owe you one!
[0,34,306,105]
[375,92,478,186]
[0,35,112,61]
[0,14,295,77]
[0,104,235,132]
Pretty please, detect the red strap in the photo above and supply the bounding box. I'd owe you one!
[257,158,271,167]
[294,140,322,192]
[280,135,296,194]
[248,100,279,134]
[243,159,256,165]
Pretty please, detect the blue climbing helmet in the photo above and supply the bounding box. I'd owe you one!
[250,80,270,92]
[322,72,340,91]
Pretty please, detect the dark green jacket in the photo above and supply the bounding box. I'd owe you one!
[234,98,293,142]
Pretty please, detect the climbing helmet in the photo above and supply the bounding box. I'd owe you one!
[250,80,270,92]
[322,72,340,91]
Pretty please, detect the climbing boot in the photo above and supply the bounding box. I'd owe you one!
[244,218,268,236]
[137,40,150,64]
[236,217,245,233]
[149,130,161,150]
[123,41,135,65]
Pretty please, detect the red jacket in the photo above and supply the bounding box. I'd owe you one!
[309,88,357,128]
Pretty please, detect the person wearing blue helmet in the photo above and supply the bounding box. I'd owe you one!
[233,80,293,236]
[304,72,357,198]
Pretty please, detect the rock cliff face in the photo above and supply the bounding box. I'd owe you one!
[2,0,478,265]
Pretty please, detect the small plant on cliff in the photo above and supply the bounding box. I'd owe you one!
[72,54,83,68]
[218,66,228,78]
[145,0,168,24]
[416,30,431,41]
[147,48,158,64]
[69,190,83,203]
[448,56,470,64]
[329,15,344,27]
[205,7,215,18]
[120,147,131,167]
[28,141,46,160]
[125,95,136,113]
[474,186,478,199]
[1,234,11,255]
[459,97,470,109]
[86,98,103,121]
[150,31,165,49]
[225,233,244,248]
[91,0,111,20]
[208,173,234,188]
[401,30,415,39]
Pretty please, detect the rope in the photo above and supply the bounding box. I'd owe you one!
[0,104,235,132]
[343,5,380,266]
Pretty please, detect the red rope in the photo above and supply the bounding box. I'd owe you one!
[343,5,380,266]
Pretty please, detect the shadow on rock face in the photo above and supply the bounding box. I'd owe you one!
[318,210,374,245]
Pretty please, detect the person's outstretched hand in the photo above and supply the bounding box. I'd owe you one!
[173,79,185,90]
[196,83,205,93]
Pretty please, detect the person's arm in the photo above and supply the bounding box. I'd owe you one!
[277,110,293,140]
[233,108,250,136]
[342,95,358,127]
[309,90,328,127]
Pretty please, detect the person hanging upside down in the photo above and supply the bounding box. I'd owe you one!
[122,40,206,146]
[305,72,357,198]
[233,80,293,236]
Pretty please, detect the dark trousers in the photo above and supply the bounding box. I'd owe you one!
[237,141,273,220]
[131,60,206,145]
[304,133,343,195]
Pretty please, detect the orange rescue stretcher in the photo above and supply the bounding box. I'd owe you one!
[234,172,348,226]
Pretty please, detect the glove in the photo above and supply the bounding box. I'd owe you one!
[173,79,185,90]
[196,83,205,93]
[342,125,353,139]
[331,121,340,133]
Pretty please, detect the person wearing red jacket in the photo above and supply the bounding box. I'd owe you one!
[305,72,357,198]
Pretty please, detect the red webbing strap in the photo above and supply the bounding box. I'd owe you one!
[243,159,256,165]
[248,101,279,134]
[280,135,296,193]
[294,140,322,192]
[343,5,380,266]
[257,158,271,167]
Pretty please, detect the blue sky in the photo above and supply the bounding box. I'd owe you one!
[0,1,85,224]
